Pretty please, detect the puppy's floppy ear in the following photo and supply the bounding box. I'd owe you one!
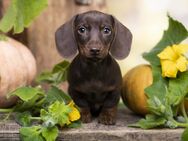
[110,16,132,60]
[55,15,78,58]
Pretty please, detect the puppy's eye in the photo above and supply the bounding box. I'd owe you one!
[78,26,86,34]
[103,27,111,35]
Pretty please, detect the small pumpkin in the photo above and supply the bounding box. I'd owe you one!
[122,64,188,116]
[121,64,152,115]
[0,38,37,108]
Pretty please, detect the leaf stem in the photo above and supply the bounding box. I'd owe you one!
[30,117,42,120]
[181,100,188,123]
[0,108,13,113]
[171,117,188,128]
[174,121,188,128]
[35,98,45,107]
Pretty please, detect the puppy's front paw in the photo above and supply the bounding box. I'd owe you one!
[81,108,92,123]
[98,113,116,125]
[98,107,117,125]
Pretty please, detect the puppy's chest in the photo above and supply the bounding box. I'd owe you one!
[76,79,114,94]
[80,66,116,90]
[68,57,121,94]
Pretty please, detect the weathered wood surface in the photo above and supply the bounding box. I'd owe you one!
[0,108,183,141]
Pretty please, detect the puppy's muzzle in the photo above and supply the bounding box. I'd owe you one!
[90,48,100,56]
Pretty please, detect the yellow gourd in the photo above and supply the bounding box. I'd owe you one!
[121,64,152,115]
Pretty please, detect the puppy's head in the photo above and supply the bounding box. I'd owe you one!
[55,11,132,60]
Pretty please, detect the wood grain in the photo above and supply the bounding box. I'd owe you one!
[0,108,183,141]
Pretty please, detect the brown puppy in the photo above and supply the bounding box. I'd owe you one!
[55,11,132,125]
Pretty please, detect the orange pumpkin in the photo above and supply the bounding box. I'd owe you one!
[122,64,188,116]
[0,38,37,108]
[121,64,152,115]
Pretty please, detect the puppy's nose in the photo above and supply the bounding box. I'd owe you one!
[90,48,100,55]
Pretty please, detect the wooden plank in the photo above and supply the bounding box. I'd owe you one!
[0,108,183,141]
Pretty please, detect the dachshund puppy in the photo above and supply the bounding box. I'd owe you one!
[55,11,132,125]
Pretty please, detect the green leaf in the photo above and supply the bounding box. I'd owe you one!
[15,112,32,126]
[145,65,167,100]
[144,66,168,116]
[14,94,43,112]
[13,0,24,33]
[145,79,167,101]
[36,71,54,84]
[41,101,71,127]
[144,66,174,120]
[8,87,43,102]
[40,109,56,128]
[0,0,17,32]
[13,87,45,112]
[143,15,188,66]
[145,71,174,120]
[45,86,71,105]
[48,101,71,126]
[182,127,188,141]
[164,120,177,128]
[52,60,70,73]
[147,96,166,116]
[20,126,44,141]
[19,0,48,27]
[0,0,48,34]
[37,60,70,85]
[167,71,188,106]
[130,114,166,129]
[67,120,82,128]
[41,126,58,141]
